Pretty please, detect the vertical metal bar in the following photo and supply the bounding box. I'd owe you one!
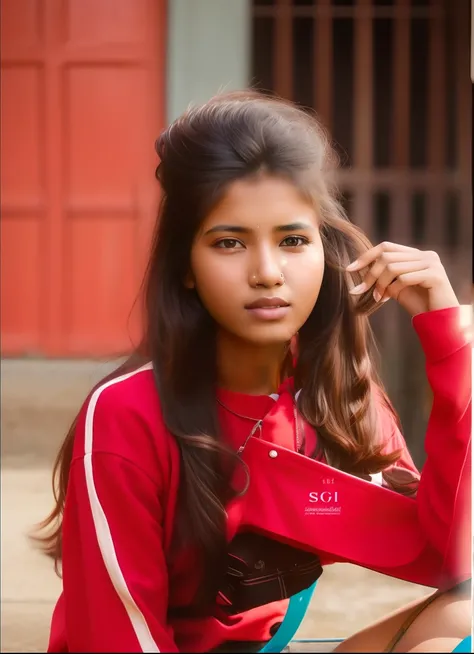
[455,0,472,304]
[353,0,374,234]
[274,0,293,99]
[427,8,446,170]
[425,2,446,252]
[455,0,471,176]
[390,0,411,249]
[314,0,333,132]
[392,0,411,168]
[353,0,374,171]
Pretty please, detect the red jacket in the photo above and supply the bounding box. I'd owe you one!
[48,307,471,652]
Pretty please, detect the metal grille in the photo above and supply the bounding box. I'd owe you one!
[251,0,471,462]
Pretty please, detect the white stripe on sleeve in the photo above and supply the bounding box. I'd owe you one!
[83,362,160,653]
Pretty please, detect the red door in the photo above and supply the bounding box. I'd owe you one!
[1,0,166,356]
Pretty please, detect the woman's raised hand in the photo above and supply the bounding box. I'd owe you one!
[347,242,459,317]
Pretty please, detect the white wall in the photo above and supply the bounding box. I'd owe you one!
[166,0,251,123]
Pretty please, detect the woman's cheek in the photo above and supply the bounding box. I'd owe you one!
[194,264,242,313]
[199,262,241,294]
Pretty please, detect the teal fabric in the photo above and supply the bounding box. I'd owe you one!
[258,582,317,653]
[257,583,471,653]
[452,636,471,653]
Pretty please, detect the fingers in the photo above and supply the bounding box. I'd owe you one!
[387,270,439,302]
[350,260,429,301]
[346,241,418,273]
[346,243,454,315]
[348,252,425,294]
[375,262,430,301]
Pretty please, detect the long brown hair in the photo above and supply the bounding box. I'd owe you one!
[34,91,414,606]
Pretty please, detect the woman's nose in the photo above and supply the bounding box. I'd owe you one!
[249,250,284,288]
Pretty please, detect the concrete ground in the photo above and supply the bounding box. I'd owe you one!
[1,360,433,652]
[1,468,62,653]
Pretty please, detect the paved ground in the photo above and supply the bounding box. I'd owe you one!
[1,360,433,652]
[1,359,121,467]
[1,469,62,652]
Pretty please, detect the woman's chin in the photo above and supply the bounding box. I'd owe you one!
[238,323,298,347]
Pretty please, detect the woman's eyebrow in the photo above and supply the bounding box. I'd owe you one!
[275,222,314,232]
[203,221,314,236]
[204,224,248,235]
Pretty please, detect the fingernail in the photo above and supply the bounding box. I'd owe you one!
[346,261,359,272]
[349,282,367,295]
[373,289,382,302]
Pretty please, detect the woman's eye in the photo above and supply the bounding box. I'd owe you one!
[214,238,244,249]
[281,236,308,248]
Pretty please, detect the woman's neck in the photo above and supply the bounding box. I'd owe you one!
[216,330,289,396]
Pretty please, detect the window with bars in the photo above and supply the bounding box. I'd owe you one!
[251,0,471,462]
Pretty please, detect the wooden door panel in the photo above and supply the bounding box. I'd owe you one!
[64,217,140,354]
[66,66,148,207]
[1,0,164,356]
[0,0,43,48]
[1,50,46,353]
[65,0,150,46]
[1,219,43,352]
[1,66,45,207]
[61,11,158,355]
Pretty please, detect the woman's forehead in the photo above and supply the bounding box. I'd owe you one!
[201,176,318,232]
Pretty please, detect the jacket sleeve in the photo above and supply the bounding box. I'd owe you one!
[380,307,472,585]
[62,393,179,652]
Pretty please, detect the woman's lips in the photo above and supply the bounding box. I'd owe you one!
[246,306,291,320]
[244,298,291,321]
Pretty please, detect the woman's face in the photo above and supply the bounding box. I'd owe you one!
[189,175,325,346]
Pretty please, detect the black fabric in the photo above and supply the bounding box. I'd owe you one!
[216,531,323,616]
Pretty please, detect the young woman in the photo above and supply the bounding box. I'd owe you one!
[37,92,471,653]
